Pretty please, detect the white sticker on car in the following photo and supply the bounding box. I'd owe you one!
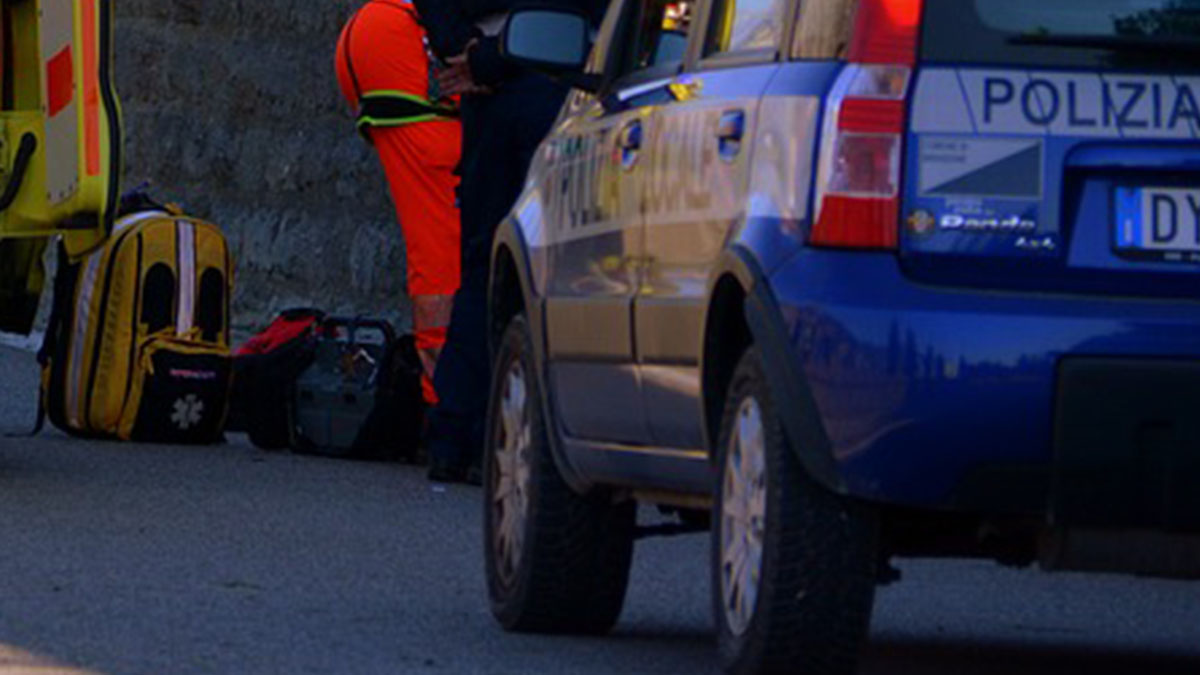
[919,136,1042,199]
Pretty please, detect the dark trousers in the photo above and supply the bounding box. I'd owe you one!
[426,73,568,467]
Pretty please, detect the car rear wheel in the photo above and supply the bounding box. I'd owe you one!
[484,314,636,634]
[713,347,878,675]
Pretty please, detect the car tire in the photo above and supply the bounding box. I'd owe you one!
[713,347,878,675]
[484,314,636,634]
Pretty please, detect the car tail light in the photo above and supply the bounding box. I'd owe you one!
[811,0,923,250]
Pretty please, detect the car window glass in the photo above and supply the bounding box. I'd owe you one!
[705,0,790,55]
[923,0,1200,69]
[615,0,698,79]
[791,0,857,60]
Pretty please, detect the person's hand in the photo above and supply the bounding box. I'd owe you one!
[437,42,491,97]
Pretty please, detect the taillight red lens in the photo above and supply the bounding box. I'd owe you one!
[810,0,923,251]
[849,0,922,66]
[838,99,906,134]
[812,70,908,250]
[810,196,899,249]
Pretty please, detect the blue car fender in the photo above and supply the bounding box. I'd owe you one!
[706,245,845,494]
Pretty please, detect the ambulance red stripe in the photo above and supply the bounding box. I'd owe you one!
[82,0,102,176]
[46,46,74,118]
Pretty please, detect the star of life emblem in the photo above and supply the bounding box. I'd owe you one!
[171,394,205,430]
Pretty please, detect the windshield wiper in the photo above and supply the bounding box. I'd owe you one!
[1008,33,1200,54]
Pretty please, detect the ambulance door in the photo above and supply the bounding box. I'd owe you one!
[0,0,121,332]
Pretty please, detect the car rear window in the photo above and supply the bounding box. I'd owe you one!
[922,0,1200,70]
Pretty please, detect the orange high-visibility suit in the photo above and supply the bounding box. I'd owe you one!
[335,0,461,404]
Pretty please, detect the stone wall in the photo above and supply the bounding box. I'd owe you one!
[114,0,410,332]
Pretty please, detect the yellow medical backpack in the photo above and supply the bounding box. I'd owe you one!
[38,208,234,443]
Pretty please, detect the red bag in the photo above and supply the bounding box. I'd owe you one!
[236,308,324,356]
[228,308,325,447]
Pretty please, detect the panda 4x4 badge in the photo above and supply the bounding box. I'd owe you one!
[171,394,205,430]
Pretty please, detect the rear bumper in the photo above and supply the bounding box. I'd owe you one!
[770,249,1200,522]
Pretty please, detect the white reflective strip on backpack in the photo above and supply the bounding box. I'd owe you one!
[176,220,196,336]
[117,210,168,231]
[66,249,104,428]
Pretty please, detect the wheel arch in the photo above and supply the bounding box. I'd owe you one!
[489,218,591,492]
[489,237,525,359]
[702,247,845,494]
[701,273,753,459]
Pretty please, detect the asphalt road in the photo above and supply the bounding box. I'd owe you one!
[2,345,1199,674]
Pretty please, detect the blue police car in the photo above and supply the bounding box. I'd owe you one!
[481,1,1200,672]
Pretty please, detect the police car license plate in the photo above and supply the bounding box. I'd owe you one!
[1115,187,1200,263]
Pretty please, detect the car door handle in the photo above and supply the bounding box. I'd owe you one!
[618,120,642,171]
[716,110,745,162]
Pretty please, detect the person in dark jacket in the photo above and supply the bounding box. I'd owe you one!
[413,0,608,483]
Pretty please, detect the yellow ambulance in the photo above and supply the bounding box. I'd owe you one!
[1,0,120,335]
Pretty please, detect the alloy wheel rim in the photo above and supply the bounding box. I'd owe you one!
[492,357,533,589]
[720,395,767,637]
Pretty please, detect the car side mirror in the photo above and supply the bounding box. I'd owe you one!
[501,8,601,92]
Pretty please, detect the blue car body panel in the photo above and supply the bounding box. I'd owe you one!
[768,246,1200,507]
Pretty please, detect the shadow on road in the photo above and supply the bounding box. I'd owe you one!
[611,625,712,650]
[490,629,1200,675]
[864,636,1200,675]
[563,625,716,674]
